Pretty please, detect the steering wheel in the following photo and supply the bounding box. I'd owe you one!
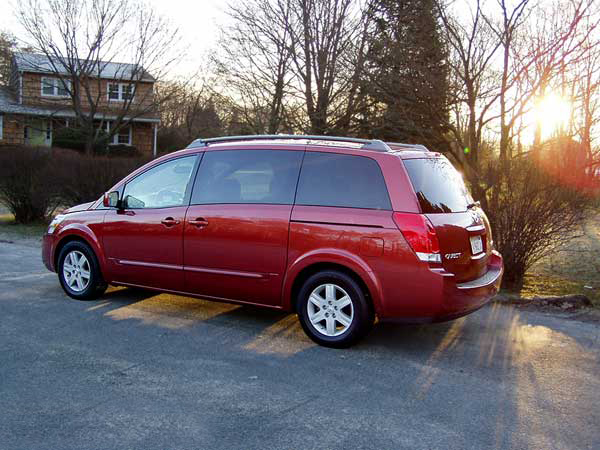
[155,189,183,206]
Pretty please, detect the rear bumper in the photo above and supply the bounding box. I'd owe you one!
[380,250,503,323]
[439,251,503,318]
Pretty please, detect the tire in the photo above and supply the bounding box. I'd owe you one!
[296,270,374,348]
[57,241,107,301]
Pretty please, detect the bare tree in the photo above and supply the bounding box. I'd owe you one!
[156,79,223,151]
[485,0,532,165]
[569,10,600,171]
[436,0,503,202]
[0,31,19,87]
[215,0,370,136]
[485,0,592,165]
[436,0,594,200]
[215,0,296,134]
[287,0,370,134]
[16,0,182,153]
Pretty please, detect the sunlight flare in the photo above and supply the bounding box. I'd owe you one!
[532,93,572,141]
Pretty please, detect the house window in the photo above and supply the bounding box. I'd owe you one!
[41,77,70,97]
[107,83,135,101]
[105,121,132,145]
[116,126,131,145]
[108,83,120,101]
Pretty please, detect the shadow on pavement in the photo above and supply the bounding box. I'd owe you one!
[91,288,597,361]
[32,284,600,449]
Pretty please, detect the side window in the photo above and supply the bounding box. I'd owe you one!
[122,155,196,209]
[191,150,303,205]
[296,152,391,210]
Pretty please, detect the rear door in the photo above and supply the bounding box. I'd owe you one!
[402,156,491,282]
[183,148,303,306]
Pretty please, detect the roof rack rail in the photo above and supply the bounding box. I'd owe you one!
[186,134,392,152]
[386,142,430,152]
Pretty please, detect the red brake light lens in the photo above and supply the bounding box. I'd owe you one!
[392,212,441,263]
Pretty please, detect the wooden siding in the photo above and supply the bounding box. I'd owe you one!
[20,72,156,115]
[132,122,154,154]
[0,114,25,145]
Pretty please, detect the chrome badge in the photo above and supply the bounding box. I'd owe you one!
[445,252,461,260]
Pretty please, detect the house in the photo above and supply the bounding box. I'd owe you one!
[0,52,159,155]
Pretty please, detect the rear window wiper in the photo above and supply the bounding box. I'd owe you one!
[467,201,481,209]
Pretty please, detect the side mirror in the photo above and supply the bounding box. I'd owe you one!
[103,191,120,208]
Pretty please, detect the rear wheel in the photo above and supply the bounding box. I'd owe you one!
[297,270,374,348]
[57,241,107,300]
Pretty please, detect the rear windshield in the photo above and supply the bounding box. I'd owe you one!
[403,157,472,213]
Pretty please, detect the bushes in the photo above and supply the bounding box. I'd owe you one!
[0,146,147,223]
[0,146,60,223]
[106,144,141,157]
[52,148,146,205]
[481,158,597,287]
[53,127,143,157]
[52,127,109,154]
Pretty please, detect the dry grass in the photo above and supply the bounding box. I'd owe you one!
[0,213,47,245]
[509,213,600,307]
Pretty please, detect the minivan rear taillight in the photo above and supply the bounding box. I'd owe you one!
[392,212,441,264]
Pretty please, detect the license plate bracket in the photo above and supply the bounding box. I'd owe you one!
[470,235,483,255]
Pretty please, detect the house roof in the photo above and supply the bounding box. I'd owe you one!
[0,86,159,123]
[13,52,155,82]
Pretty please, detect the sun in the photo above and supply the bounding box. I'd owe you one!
[531,93,572,141]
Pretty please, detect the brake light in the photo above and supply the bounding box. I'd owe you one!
[392,212,441,264]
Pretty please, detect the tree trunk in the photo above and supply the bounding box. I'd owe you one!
[499,37,510,167]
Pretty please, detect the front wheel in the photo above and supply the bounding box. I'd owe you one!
[297,270,374,348]
[57,241,107,300]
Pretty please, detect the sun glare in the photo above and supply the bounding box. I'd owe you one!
[531,93,572,141]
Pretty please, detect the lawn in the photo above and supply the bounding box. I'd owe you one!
[0,214,48,244]
[510,213,600,307]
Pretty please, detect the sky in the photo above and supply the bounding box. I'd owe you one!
[145,0,228,75]
[0,0,589,145]
[1,0,229,77]
[0,0,517,79]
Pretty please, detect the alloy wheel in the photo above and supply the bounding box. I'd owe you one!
[62,250,91,293]
[307,283,354,337]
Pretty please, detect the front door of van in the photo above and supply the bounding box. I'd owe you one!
[183,148,303,306]
[103,155,198,290]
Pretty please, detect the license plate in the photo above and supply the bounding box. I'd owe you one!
[470,235,483,255]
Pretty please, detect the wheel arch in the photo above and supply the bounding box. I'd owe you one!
[283,253,383,315]
[53,226,105,278]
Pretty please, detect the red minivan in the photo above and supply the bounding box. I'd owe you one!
[42,135,503,347]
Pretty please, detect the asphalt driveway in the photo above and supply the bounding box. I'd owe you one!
[1,240,599,450]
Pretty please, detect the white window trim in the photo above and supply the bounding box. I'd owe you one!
[105,121,132,146]
[107,82,135,102]
[41,77,71,98]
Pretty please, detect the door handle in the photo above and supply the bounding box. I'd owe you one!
[188,217,209,228]
[161,217,180,227]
